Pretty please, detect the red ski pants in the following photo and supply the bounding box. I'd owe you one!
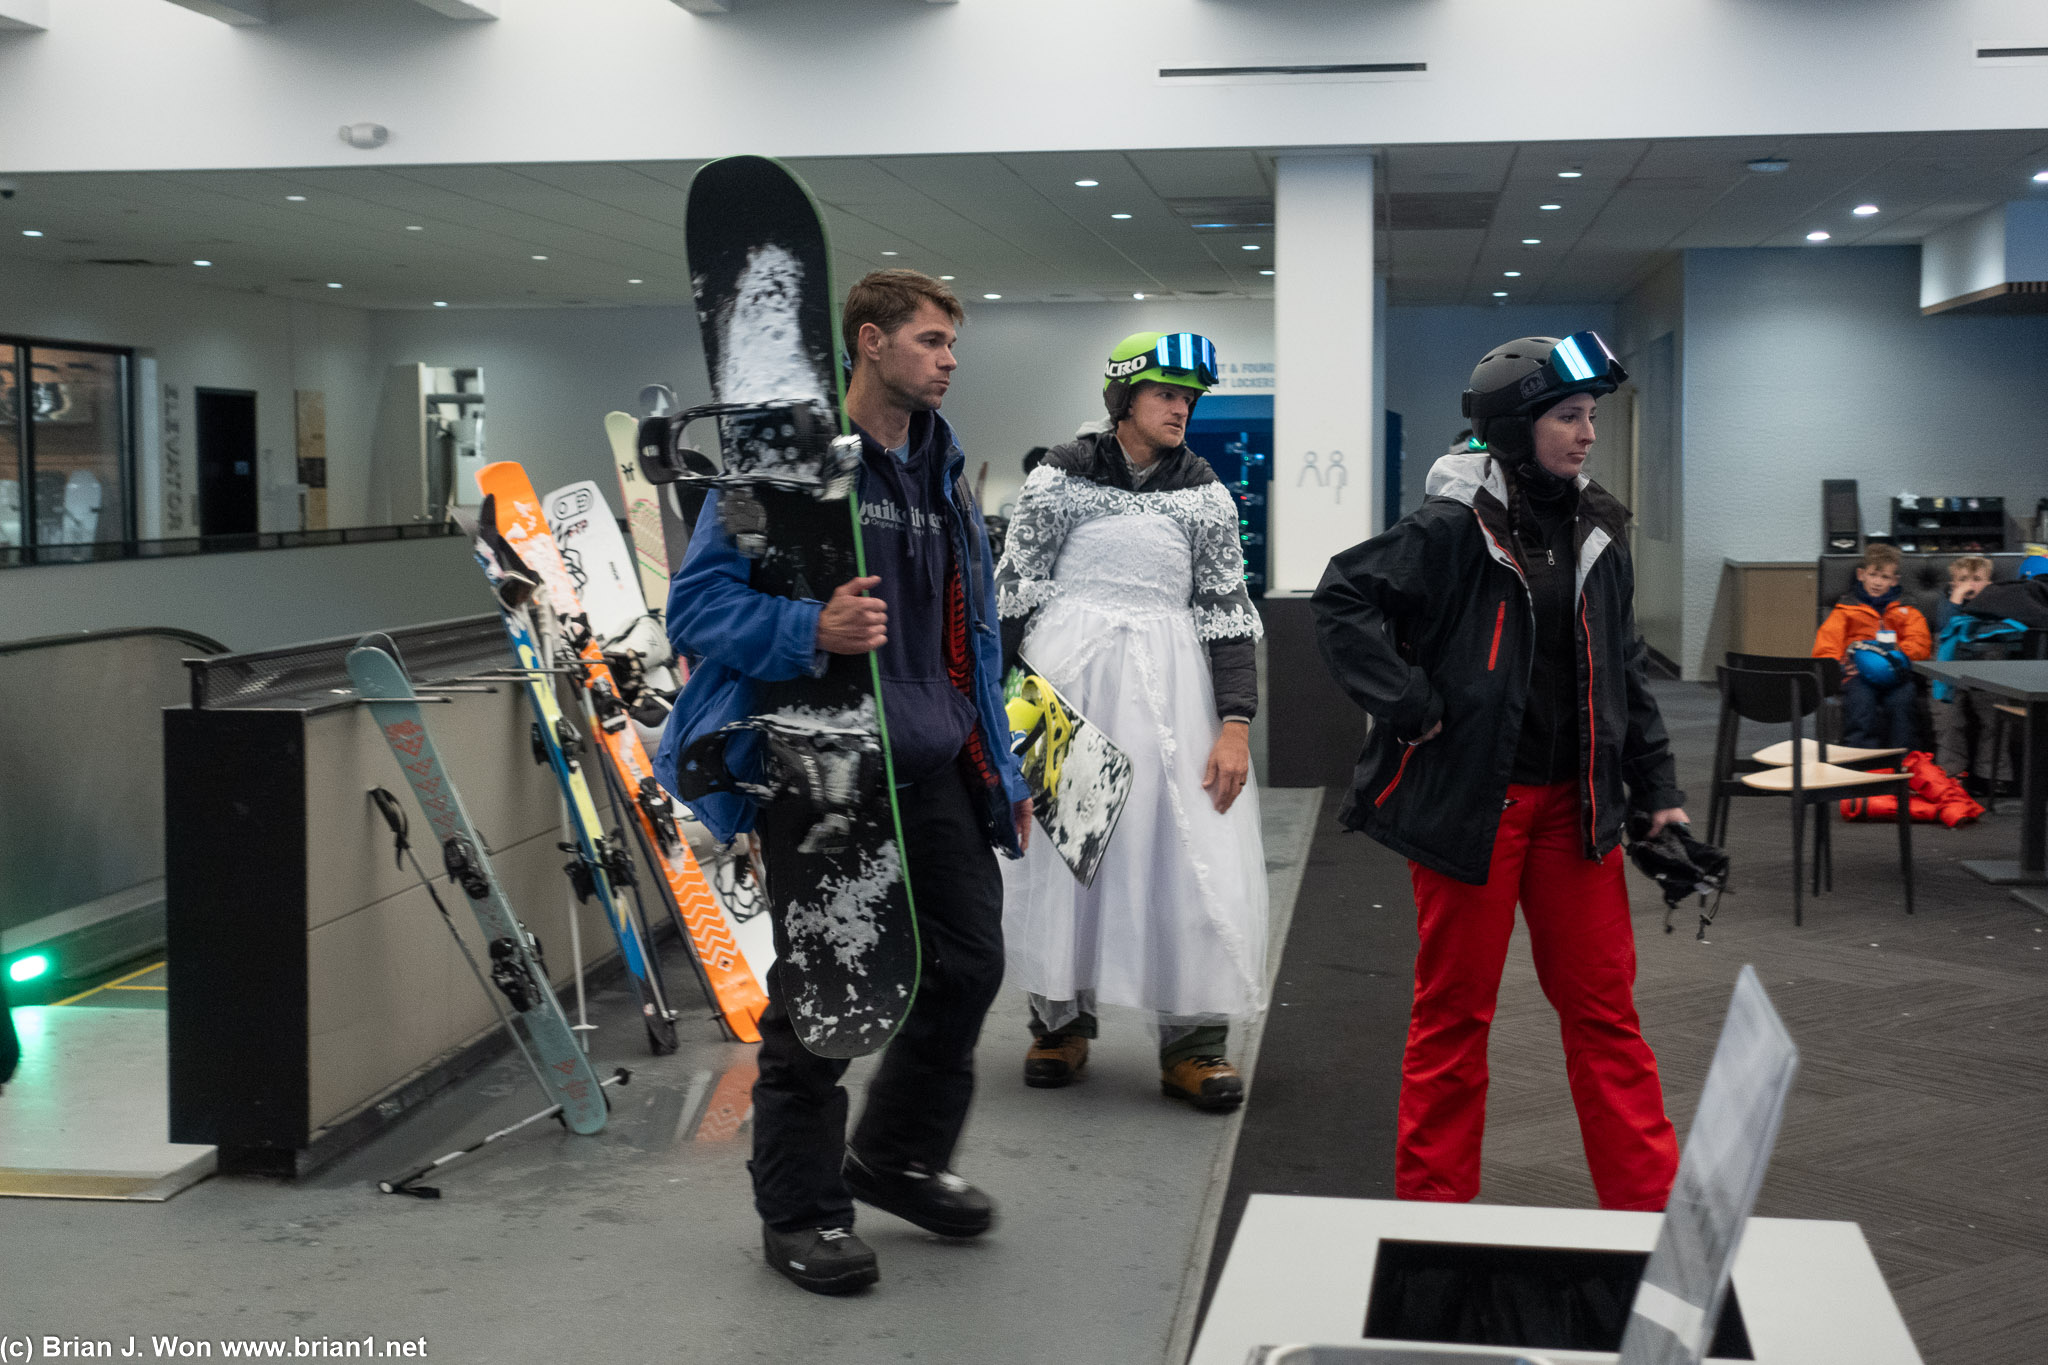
[1398,781,1678,1211]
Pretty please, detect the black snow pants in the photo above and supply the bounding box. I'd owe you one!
[748,760,1005,1232]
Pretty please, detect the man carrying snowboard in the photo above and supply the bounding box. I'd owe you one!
[659,269,1030,1295]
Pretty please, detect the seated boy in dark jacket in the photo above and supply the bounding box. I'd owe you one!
[1812,542,1932,749]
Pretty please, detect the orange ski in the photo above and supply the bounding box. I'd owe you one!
[477,460,768,1044]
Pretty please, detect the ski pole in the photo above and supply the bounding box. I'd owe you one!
[368,788,555,1107]
[560,792,594,1047]
[594,742,716,1036]
[380,1067,631,1199]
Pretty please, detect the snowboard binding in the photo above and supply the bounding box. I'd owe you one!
[637,399,861,558]
[676,713,886,857]
[488,936,544,1013]
[1006,675,1075,798]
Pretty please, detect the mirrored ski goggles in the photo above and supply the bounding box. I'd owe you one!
[1110,332,1220,388]
[1547,330,1626,388]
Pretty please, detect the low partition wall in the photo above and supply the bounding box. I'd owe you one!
[165,616,623,1176]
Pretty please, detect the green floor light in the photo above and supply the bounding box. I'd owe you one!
[8,953,50,984]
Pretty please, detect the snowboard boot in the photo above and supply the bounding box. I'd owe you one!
[762,1224,878,1295]
[1161,1056,1245,1112]
[843,1149,996,1238]
[1025,1032,1089,1088]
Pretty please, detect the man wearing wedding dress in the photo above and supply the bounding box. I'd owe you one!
[994,330,1268,1112]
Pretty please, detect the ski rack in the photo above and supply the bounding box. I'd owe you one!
[185,614,510,711]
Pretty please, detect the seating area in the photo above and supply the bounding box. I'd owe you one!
[1709,655,1916,925]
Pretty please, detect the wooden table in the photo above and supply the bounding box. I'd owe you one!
[1917,658,2048,915]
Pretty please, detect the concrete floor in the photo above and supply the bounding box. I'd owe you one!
[4,789,1320,1365]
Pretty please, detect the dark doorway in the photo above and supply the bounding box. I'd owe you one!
[196,389,258,538]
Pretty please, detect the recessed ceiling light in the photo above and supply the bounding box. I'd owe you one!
[1133,292,1145,300]
[1259,269,1275,276]
[1539,204,1562,211]
[1074,179,1099,188]
[531,254,548,261]
[2033,170,2048,184]
[982,293,1002,300]
[193,259,212,267]
[627,278,643,284]
[21,229,42,237]
[1806,230,1831,242]
[405,225,423,232]
[940,275,955,280]
[1493,290,1509,297]
[881,250,898,256]
[433,301,448,307]
[285,194,307,202]
[1557,170,1582,179]
[1522,238,1541,245]
[1111,213,1132,220]
[327,282,343,289]
[1241,244,1260,251]
[1503,270,1521,277]
[1853,204,1880,216]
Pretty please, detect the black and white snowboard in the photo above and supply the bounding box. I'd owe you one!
[640,154,919,1059]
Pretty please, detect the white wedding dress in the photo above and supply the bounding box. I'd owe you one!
[997,467,1267,1022]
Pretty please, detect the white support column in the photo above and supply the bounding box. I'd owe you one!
[1271,153,1377,593]
[0,1,48,32]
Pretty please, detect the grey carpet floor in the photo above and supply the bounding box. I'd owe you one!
[1479,680,2048,1365]
[1208,678,2046,1365]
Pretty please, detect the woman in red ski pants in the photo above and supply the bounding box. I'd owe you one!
[1313,332,1684,1211]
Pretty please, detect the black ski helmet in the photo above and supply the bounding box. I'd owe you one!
[1460,331,1626,459]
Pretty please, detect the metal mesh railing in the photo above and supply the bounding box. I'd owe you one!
[185,614,513,711]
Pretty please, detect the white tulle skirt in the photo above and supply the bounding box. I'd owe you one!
[1001,594,1267,1020]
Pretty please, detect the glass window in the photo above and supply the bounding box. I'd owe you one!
[0,345,21,553]
[29,347,129,554]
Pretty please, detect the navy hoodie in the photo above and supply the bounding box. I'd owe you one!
[855,411,978,783]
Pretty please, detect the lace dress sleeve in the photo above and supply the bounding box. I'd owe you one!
[995,466,1079,619]
[1189,483,1263,642]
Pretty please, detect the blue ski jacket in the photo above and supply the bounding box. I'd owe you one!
[654,411,1028,856]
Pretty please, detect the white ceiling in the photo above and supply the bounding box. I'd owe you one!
[0,130,2044,313]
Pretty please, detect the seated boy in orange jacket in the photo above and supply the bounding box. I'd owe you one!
[1813,542,1932,749]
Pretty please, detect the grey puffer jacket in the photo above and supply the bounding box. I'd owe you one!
[996,430,1260,720]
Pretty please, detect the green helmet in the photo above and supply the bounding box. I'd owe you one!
[1102,331,1219,420]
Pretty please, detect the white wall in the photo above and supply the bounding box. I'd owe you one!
[2,1,2046,171]
[1616,259,1687,665]
[0,533,491,652]
[1382,302,1620,515]
[365,304,707,512]
[0,257,375,532]
[1680,244,2048,675]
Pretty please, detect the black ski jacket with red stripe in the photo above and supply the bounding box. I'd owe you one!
[1310,450,1684,885]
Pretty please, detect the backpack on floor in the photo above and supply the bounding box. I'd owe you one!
[1839,750,1983,827]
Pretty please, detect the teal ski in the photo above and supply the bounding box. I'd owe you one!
[346,641,609,1135]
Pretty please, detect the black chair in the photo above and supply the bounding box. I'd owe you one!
[1706,652,1905,848]
[1719,664,1915,926]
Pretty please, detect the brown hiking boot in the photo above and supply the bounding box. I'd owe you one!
[1161,1056,1244,1112]
[1024,1033,1089,1088]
